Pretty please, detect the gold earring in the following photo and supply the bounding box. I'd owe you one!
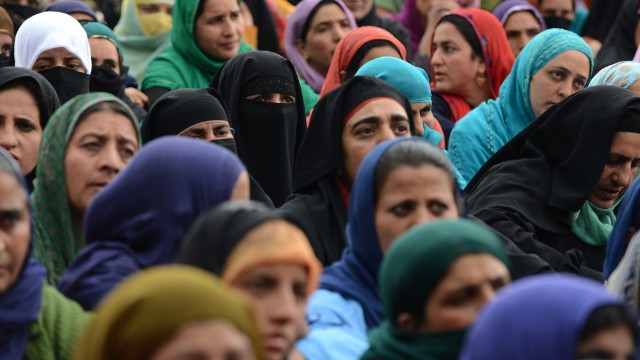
[476,73,486,86]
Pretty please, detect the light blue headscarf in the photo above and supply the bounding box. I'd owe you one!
[448,29,593,188]
[589,61,640,89]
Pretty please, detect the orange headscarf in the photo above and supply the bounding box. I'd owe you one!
[319,26,407,97]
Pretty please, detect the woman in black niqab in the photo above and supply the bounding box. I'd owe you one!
[210,50,306,208]
[593,0,640,73]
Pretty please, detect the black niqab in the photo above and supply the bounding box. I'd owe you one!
[210,50,306,208]
[39,66,89,105]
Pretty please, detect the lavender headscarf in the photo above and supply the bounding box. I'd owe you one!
[492,0,546,30]
[285,0,356,92]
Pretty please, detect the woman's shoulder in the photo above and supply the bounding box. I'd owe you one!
[296,289,370,360]
[142,45,190,91]
[26,285,90,360]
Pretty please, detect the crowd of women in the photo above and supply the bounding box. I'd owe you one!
[2,0,640,359]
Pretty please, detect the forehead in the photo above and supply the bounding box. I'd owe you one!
[309,3,348,25]
[202,0,240,13]
[36,47,80,61]
[380,164,453,193]
[88,38,119,55]
[344,97,407,124]
[433,22,466,44]
[504,11,541,29]
[539,0,573,9]
[0,171,26,203]
[183,120,230,130]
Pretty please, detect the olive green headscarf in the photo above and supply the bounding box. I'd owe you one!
[142,0,253,90]
[362,219,511,360]
[31,92,141,284]
[72,265,264,360]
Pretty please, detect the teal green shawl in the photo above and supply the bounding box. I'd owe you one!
[361,219,511,360]
[142,0,252,90]
[448,29,593,187]
[571,201,618,246]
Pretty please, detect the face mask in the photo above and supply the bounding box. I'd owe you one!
[138,12,172,37]
[0,55,12,68]
[210,138,238,154]
[422,123,443,147]
[543,16,572,30]
[39,66,90,105]
[90,64,127,95]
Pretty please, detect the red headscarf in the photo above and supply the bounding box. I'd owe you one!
[319,26,407,97]
[437,8,514,99]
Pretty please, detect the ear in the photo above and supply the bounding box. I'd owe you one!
[339,70,347,84]
[477,60,487,77]
[296,38,309,61]
[396,312,420,331]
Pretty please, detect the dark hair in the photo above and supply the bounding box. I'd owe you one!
[300,0,339,41]
[439,14,483,60]
[374,140,462,211]
[0,78,44,126]
[76,101,136,130]
[578,305,638,346]
[343,40,402,81]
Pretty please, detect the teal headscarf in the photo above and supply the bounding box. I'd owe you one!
[448,29,593,188]
[113,0,174,80]
[361,219,511,360]
[83,21,123,61]
[142,0,252,90]
[590,61,640,89]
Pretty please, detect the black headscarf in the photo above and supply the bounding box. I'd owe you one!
[465,86,640,274]
[277,75,415,265]
[244,0,281,54]
[355,4,411,57]
[178,201,279,275]
[0,66,59,129]
[582,0,626,43]
[593,0,640,73]
[142,88,230,143]
[210,51,306,208]
[141,87,275,208]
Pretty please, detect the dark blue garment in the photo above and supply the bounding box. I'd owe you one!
[57,137,246,310]
[460,274,621,360]
[605,178,640,278]
[0,148,46,359]
[320,137,413,330]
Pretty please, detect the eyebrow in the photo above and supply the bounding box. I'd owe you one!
[352,116,380,128]
[213,124,230,131]
[314,17,348,29]
[551,66,588,81]
[391,114,410,122]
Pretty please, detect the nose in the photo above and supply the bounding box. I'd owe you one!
[413,206,436,228]
[378,124,397,142]
[270,287,297,325]
[413,111,425,137]
[557,80,573,99]
[613,165,633,188]
[332,24,348,42]
[98,144,124,175]
[0,125,18,150]
[204,124,217,142]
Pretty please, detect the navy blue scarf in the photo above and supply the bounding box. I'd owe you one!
[0,149,46,358]
[320,138,411,330]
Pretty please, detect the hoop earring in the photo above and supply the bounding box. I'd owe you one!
[476,73,486,86]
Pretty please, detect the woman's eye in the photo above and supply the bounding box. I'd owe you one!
[390,202,414,217]
[16,120,36,133]
[429,201,449,216]
[549,71,563,80]
[83,142,101,151]
[0,212,20,228]
[282,96,296,104]
[394,124,410,134]
[357,127,375,137]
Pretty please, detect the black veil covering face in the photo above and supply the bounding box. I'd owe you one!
[277,75,416,265]
[0,67,59,189]
[141,87,274,208]
[465,86,640,279]
[210,50,306,208]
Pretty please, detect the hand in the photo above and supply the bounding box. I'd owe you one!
[125,87,149,108]
[427,0,460,30]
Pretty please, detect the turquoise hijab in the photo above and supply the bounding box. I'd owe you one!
[448,29,593,187]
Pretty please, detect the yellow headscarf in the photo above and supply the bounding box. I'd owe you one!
[72,265,265,360]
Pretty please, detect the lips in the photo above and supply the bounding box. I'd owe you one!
[596,187,623,202]
[263,334,289,354]
[218,40,239,50]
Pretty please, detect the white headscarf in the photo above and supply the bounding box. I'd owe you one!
[14,12,92,74]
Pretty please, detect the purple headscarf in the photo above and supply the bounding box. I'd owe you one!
[492,0,546,30]
[285,0,357,92]
[44,0,97,21]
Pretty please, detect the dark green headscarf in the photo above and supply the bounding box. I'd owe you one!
[142,0,252,90]
[362,219,511,360]
[31,92,141,284]
[83,21,123,61]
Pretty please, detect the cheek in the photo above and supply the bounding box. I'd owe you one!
[309,35,332,58]
[375,213,400,253]
[427,302,478,331]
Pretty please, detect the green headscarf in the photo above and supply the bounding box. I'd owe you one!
[31,92,141,284]
[83,21,123,61]
[361,219,511,360]
[142,0,252,90]
[114,0,174,80]
[571,200,619,246]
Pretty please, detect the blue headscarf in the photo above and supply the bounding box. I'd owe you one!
[460,274,622,360]
[57,137,246,310]
[448,29,593,187]
[0,148,46,358]
[320,137,423,330]
[590,61,640,89]
[604,178,640,278]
